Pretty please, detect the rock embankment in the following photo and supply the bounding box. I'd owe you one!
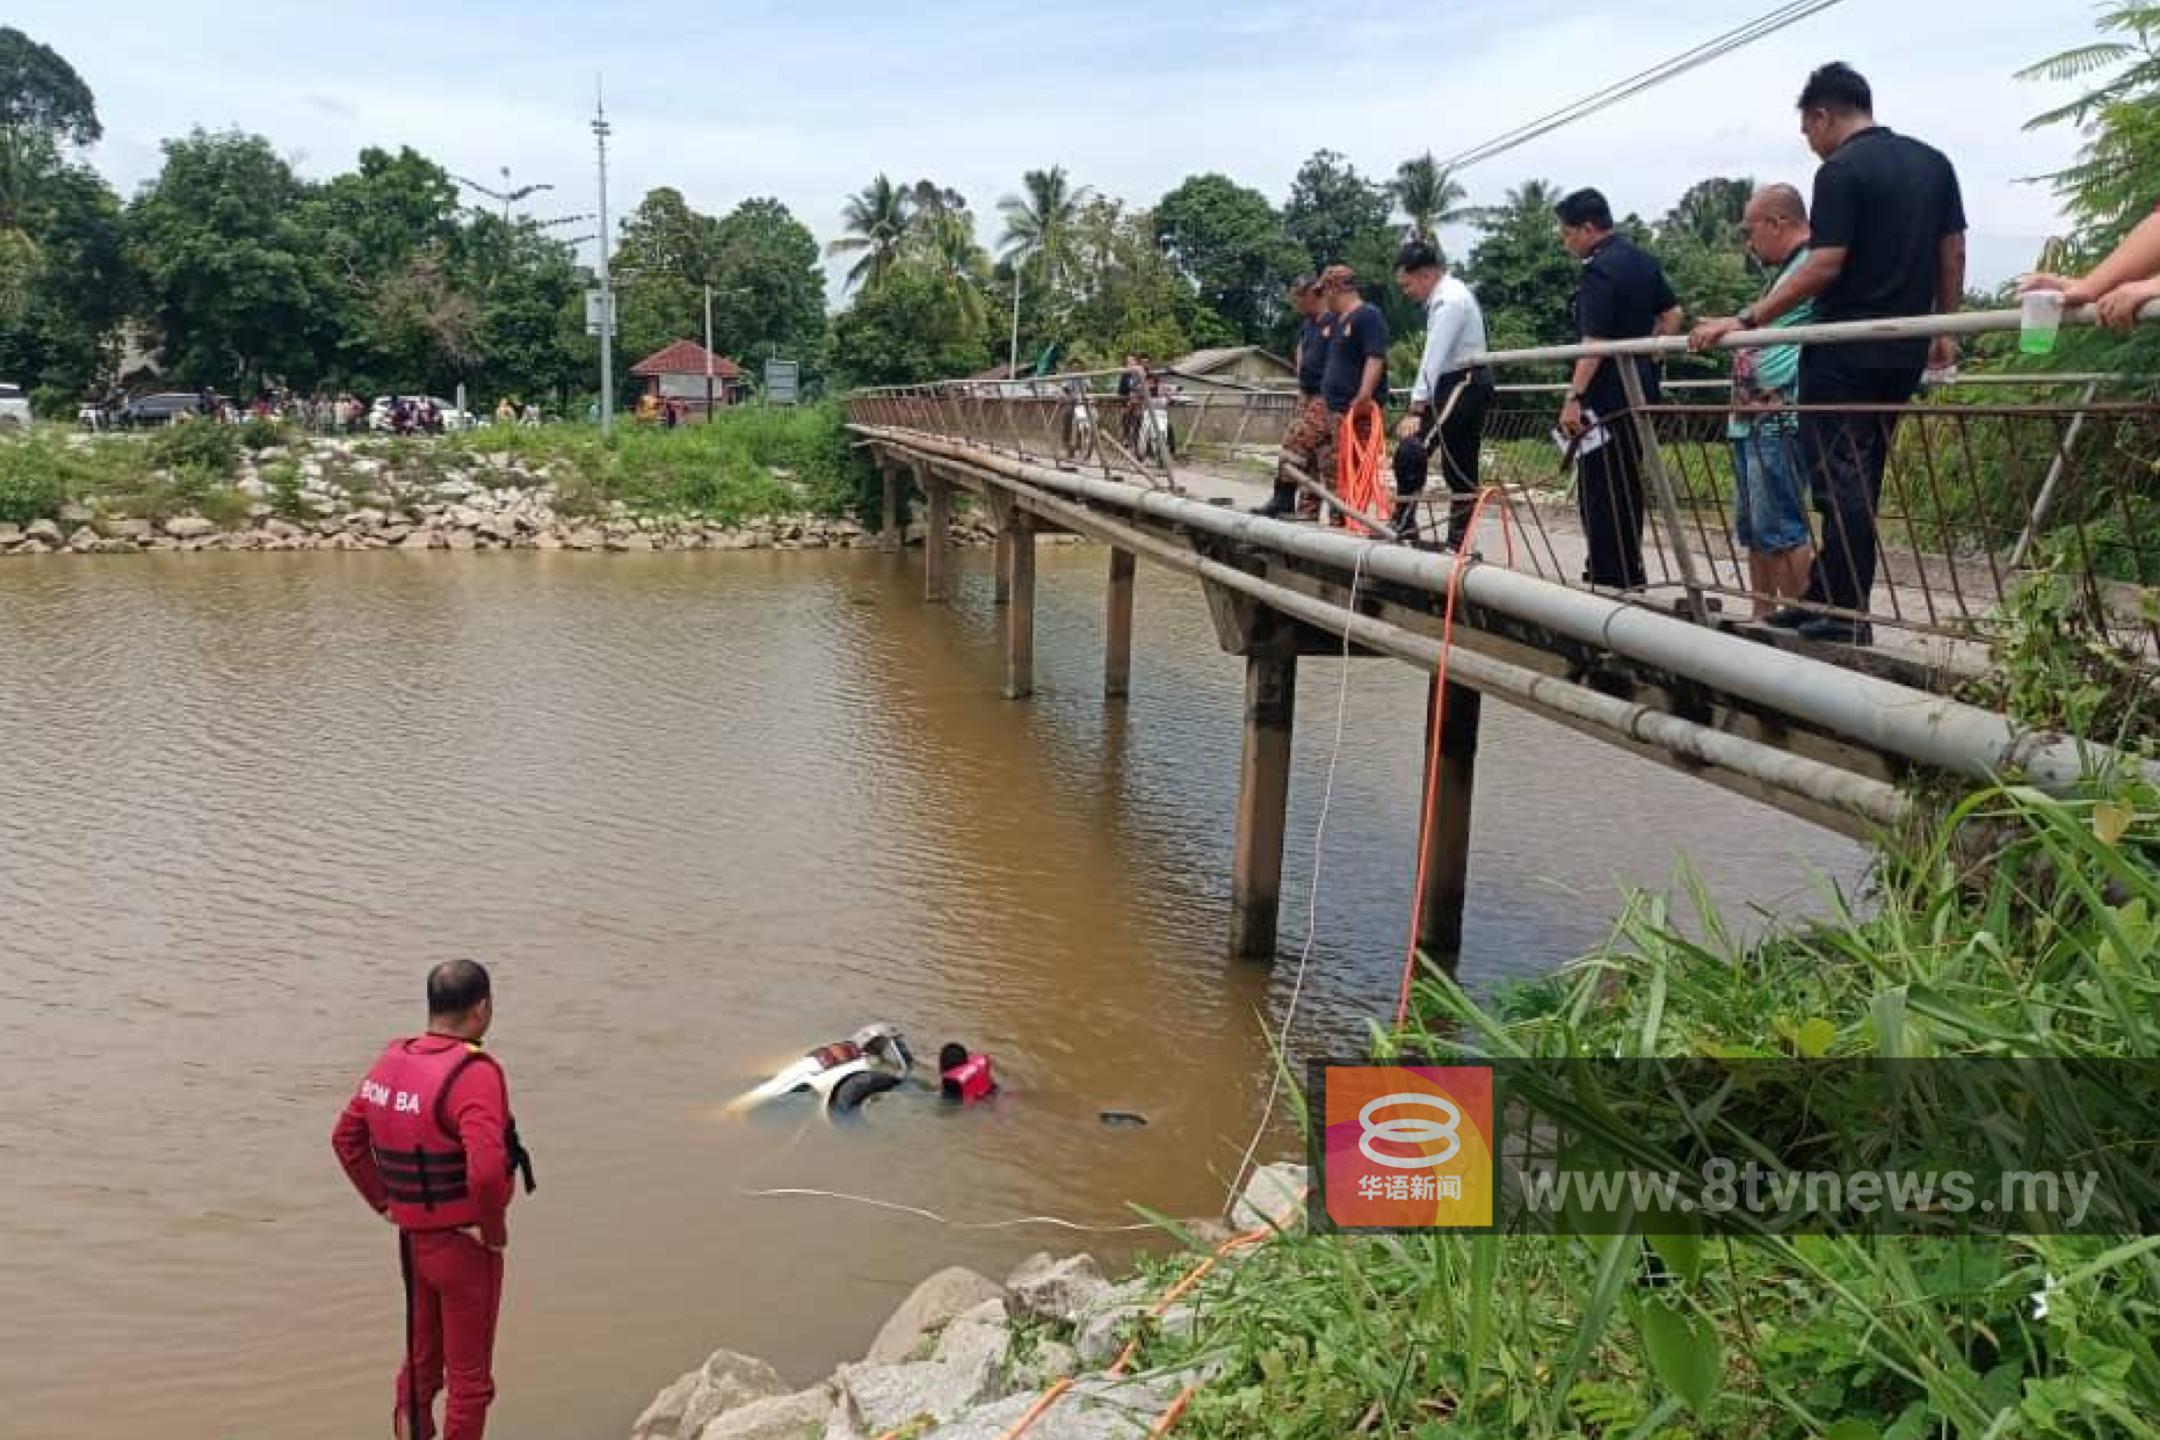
[0,441,1019,557]
[628,1163,1306,1440]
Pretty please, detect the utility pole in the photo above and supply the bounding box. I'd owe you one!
[593,77,616,438]
[704,283,715,423]
[1008,267,1022,380]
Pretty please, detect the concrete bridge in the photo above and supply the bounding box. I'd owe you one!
[842,307,2159,964]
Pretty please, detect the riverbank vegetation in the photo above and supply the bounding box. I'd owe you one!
[1110,558,2160,1437]
[0,403,874,527]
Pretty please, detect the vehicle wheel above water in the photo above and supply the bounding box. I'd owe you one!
[829,1070,904,1115]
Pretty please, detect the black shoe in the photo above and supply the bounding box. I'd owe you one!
[1251,499,1291,518]
[1798,616,1874,645]
[1762,606,1813,630]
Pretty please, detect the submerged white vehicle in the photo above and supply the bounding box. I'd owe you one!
[731,1023,915,1115]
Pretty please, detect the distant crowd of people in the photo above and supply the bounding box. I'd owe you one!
[1267,60,2001,647]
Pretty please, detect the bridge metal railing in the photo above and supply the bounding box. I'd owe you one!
[841,305,2160,661]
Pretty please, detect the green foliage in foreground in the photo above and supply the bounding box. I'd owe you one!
[1133,771,2160,1439]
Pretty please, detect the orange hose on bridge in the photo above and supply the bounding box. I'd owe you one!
[1396,487,1514,1030]
[1334,400,1391,535]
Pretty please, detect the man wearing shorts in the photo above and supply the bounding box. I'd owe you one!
[1725,184,1816,615]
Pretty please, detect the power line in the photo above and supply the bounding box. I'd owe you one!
[1437,0,1846,175]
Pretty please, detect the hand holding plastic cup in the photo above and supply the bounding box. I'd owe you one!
[2020,289,2064,355]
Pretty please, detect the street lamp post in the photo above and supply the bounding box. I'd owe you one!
[1008,268,1022,380]
[593,79,615,438]
[704,284,715,422]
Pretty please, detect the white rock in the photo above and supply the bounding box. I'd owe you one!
[66,525,99,552]
[634,1369,701,1440]
[398,530,438,551]
[347,508,388,531]
[58,501,92,524]
[105,518,152,540]
[162,516,216,539]
[26,518,64,542]
[866,1268,1006,1366]
[918,1375,1178,1440]
[532,531,565,550]
[695,1384,837,1440]
[675,1351,792,1439]
[236,477,270,498]
[1228,1162,1308,1234]
[835,1352,1002,1438]
[1005,1253,1113,1326]
[445,528,478,552]
[0,523,22,547]
[262,518,305,541]
[564,527,603,551]
[609,532,654,553]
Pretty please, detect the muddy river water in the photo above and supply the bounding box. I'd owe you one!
[0,548,1858,1438]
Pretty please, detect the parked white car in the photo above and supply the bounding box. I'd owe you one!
[0,383,31,430]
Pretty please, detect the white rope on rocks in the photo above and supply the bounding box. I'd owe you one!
[738,1186,1159,1234]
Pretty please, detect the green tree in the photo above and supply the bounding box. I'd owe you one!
[0,25,99,235]
[900,181,991,329]
[1653,177,1759,373]
[0,160,131,403]
[1063,198,1190,364]
[126,128,325,390]
[1154,173,1303,344]
[1282,149,1392,270]
[998,165,1093,299]
[1391,153,1469,245]
[1461,179,1580,351]
[829,263,991,386]
[828,174,913,292]
[611,186,723,366]
[456,212,584,406]
[708,197,828,377]
[297,146,469,390]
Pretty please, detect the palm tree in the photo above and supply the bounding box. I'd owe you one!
[904,182,991,327]
[827,174,915,292]
[1393,153,1470,242]
[996,166,1093,294]
[1660,176,1755,252]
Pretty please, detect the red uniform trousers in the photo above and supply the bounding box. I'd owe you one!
[396,1228,505,1440]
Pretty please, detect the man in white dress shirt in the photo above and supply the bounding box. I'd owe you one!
[1391,240,1494,549]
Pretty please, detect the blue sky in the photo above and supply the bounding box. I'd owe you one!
[29,1,2100,295]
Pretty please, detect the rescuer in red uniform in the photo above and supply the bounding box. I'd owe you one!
[938,1041,998,1104]
[333,960,534,1440]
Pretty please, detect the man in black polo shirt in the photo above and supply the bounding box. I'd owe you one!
[1690,62,1965,643]
[1556,188,1682,589]
[1309,264,1390,520]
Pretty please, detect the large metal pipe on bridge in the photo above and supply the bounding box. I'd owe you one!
[855,424,2136,796]
[956,454,1912,831]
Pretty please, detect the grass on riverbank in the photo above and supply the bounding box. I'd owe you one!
[0,404,877,528]
[1127,770,2160,1440]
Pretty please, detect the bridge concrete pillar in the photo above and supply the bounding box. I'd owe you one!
[1416,680,1482,966]
[993,529,1014,606]
[1104,548,1136,700]
[879,466,901,551]
[1230,646,1297,962]
[1004,517,1036,699]
[923,473,951,604]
